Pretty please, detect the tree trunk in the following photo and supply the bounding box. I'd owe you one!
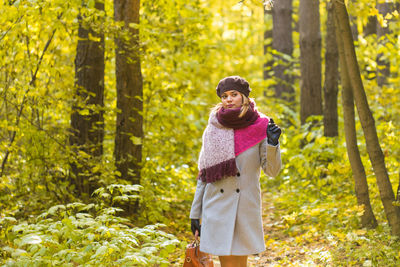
[299,0,322,124]
[397,172,400,203]
[333,0,400,236]
[323,3,339,137]
[263,8,273,96]
[272,0,294,101]
[376,2,391,37]
[349,0,358,41]
[114,0,143,187]
[364,16,377,37]
[334,7,377,228]
[70,0,105,197]
[376,1,391,86]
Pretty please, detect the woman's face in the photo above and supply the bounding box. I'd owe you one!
[221,90,243,109]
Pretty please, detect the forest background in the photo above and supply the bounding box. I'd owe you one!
[1,0,400,266]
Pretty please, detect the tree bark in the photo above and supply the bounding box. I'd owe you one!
[70,0,105,196]
[333,0,400,236]
[364,16,377,37]
[114,0,143,187]
[299,0,322,124]
[263,8,273,95]
[376,1,391,86]
[348,0,358,41]
[323,3,339,137]
[334,7,377,228]
[397,172,400,203]
[272,0,294,101]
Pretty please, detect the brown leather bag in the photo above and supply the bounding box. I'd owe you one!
[183,240,214,267]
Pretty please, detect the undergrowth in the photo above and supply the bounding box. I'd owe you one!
[0,185,180,266]
[258,111,400,266]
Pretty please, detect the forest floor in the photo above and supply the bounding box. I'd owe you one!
[245,191,333,266]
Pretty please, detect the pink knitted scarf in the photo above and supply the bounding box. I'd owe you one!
[197,100,269,183]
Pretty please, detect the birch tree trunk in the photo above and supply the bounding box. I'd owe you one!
[333,0,400,235]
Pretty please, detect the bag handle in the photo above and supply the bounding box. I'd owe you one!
[192,230,200,257]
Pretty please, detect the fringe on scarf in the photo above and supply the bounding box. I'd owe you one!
[197,158,238,183]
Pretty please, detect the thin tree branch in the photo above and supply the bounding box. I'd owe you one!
[1,28,57,177]
[25,22,34,79]
[1,94,67,150]
[0,15,24,43]
[1,92,97,166]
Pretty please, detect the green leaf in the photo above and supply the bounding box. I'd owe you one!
[91,245,108,259]
[86,0,95,8]
[20,234,42,246]
[130,136,142,145]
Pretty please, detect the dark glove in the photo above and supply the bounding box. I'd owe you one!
[267,118,281,146]
[191,219,201,236]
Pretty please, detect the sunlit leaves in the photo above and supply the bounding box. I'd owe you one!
[1,0,400,265]
[0,201,179,265]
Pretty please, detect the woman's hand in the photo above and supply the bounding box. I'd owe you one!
[267,118,281,146]
[191,219,201,237]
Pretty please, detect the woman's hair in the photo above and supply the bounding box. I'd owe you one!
[211,92,250,118]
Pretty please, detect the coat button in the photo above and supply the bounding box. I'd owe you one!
[237,172,240,177]
[236,188,240,193]
[220,189,224,193]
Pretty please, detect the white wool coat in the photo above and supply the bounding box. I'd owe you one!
[189,138,281,256]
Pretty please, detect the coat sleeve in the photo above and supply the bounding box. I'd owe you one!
[259,138,282,177]
[189,178,206,219]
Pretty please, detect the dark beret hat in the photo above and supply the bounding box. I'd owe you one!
[216,76,251,97]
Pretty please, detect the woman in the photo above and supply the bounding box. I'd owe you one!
[189,76,282,267]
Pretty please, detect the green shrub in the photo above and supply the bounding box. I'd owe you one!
[0,185,180,266]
